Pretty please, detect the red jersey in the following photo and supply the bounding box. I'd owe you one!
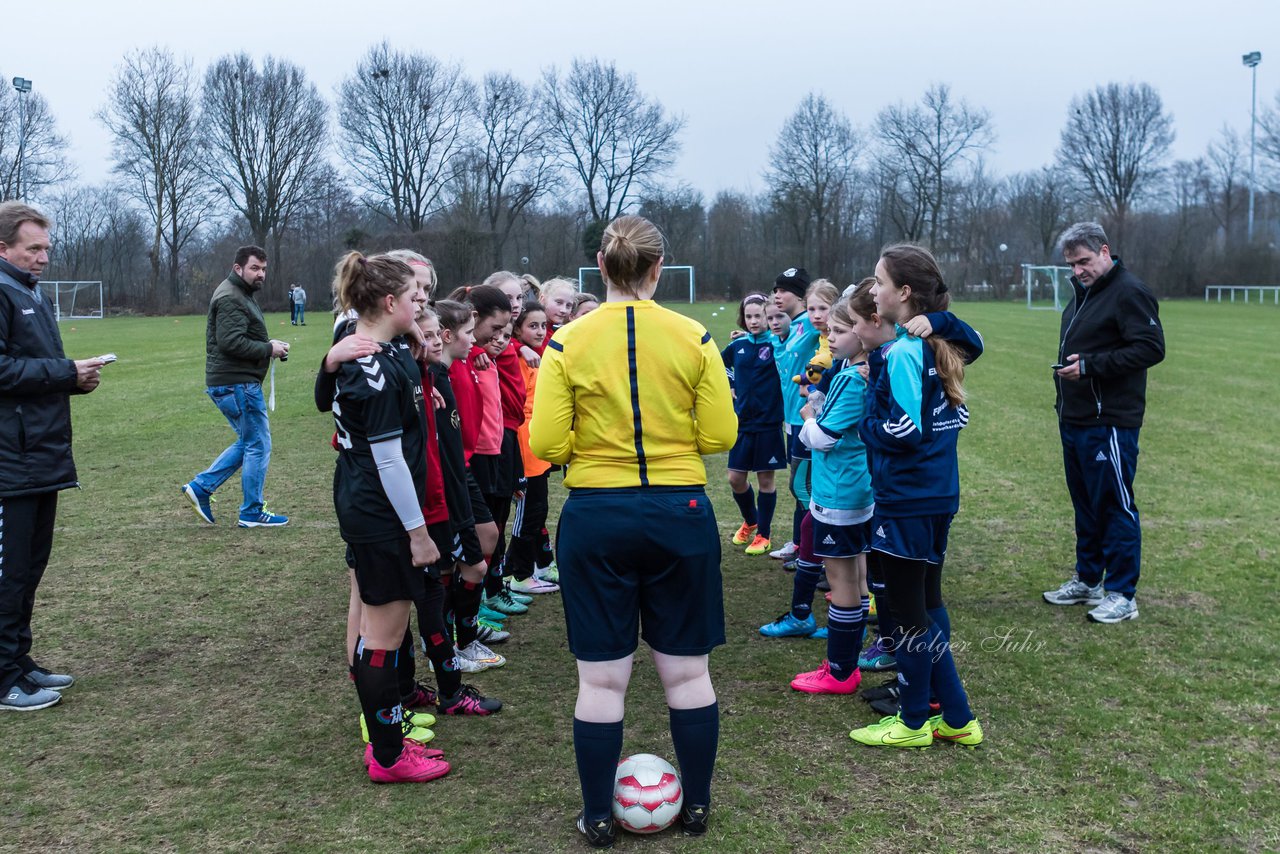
[448,357,482,462]
[420,363,449,525]
[496,340,528,430]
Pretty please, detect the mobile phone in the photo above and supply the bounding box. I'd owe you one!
[99,353,118,364]
[1051,363,1065,370]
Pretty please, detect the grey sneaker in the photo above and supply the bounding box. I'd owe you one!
[1087,592,1139,623]
[1,677,62,711]
[455,641,506,673]
[25,666,74,691]
[1043,574,1104,606]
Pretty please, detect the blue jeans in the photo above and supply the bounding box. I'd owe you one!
[1060,423,1142,598]
[293,303,305,324]
[192,383,271,517]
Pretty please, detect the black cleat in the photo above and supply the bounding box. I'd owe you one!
[576,811,616,848]
[680,804,710,836]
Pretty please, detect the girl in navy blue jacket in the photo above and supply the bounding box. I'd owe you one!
[721,293,786,555]
[850,244,986,750]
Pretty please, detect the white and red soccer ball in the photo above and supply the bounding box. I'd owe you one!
[612,753,683,834]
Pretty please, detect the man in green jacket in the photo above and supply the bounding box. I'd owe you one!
[183,246,290,527]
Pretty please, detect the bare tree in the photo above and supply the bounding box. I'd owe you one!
[639,184,705,263]
[764,93,860,275]
[0,84,72,200]
[1006,166,1078,261]
[44,184,151,308]
[1056,82,1174,246]
[202,53,328,278]
[1205,125,1247,244]
[876,83,995,246]
[476,71,556,267]
[541,58,684,223]
[97,48,210,302]
[337,42,477,232]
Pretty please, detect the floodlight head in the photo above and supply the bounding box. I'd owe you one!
[11,76,31,93]
[1243,51,1262,68]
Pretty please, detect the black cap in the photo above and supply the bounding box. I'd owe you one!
[773,267,810,299]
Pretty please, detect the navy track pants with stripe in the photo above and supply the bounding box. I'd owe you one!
[1060,423,1142,598]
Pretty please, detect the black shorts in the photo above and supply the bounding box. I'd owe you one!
[425,521,455,579]
[453,524,484,567]
[557,486,725,661]
[473,429,521,498]
[346,535,426,606]
[465,468,494,524]
[470,453,503,497]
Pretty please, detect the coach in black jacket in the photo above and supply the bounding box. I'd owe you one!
[1043,222,1164,624]
[0,202,105,711]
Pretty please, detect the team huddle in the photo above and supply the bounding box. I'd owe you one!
[295,217,984,846]
[722,255,985,751]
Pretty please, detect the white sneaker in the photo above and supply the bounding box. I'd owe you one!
[456,641,506,672]
[769,541,799,560]
[509,575,560,595]
[1087,592,1139,623]
[1043,574,1105,606]
[534,562,559,584]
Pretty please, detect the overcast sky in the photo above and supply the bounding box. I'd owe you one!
[8,0,1279,198]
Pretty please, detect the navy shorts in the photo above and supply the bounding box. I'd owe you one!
[786,423,811,462]
[557,486,725,662]
[811,518,871,559]
[346,535,426,606]
[727,429,787,472]
[871,514,953,565]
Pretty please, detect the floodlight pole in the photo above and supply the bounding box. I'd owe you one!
[11,77,32,202]
[1243,52,1261,242]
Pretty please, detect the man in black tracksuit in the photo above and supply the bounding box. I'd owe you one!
[1043,222,1165,624]
[0,202,106,711]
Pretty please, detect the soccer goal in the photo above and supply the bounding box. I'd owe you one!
[46,281,105,320]
[1023,265,1070,311]
[577,265,696,304]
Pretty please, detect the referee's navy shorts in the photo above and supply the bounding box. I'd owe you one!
[557,486,725,662]
[727,428,787,473]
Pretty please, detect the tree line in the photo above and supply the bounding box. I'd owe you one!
[5,45,1280,311]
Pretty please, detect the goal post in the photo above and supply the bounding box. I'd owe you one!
[1023,265,1070,311]
[45,281,105,320]
[577,265,696,303]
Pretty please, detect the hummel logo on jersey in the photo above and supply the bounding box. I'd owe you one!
[876,526,886,538]
[822,534,837,545]
[357,355,385,391]
[21,308,34,315]
[1095,451,1107,462]
[768,456,778,464]
[1149,317,1158,326]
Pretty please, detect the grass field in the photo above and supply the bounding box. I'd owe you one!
[3,301,1278,852]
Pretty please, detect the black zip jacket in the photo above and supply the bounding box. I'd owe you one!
[0,258,81,497]
[1055,257,1165,429]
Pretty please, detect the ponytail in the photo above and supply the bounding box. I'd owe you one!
[331,251,414,317]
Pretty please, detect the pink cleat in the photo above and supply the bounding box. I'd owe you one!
[364,742,451,783]
[790,660,862,695]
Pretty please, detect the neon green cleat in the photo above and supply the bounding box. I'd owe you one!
[361,711,436,745]
[929,714,984,747]
[849,713,932,749]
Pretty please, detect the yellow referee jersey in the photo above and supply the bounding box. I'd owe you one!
[529,300,737,488]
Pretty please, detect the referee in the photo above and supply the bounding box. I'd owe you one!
[530,215,737,847]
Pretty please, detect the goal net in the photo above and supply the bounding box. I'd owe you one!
[576,265,696,304]
[1023,265,1070,311]
[47,281,105,320]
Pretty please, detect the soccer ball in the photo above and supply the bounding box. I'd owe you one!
[612,753,683,834]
